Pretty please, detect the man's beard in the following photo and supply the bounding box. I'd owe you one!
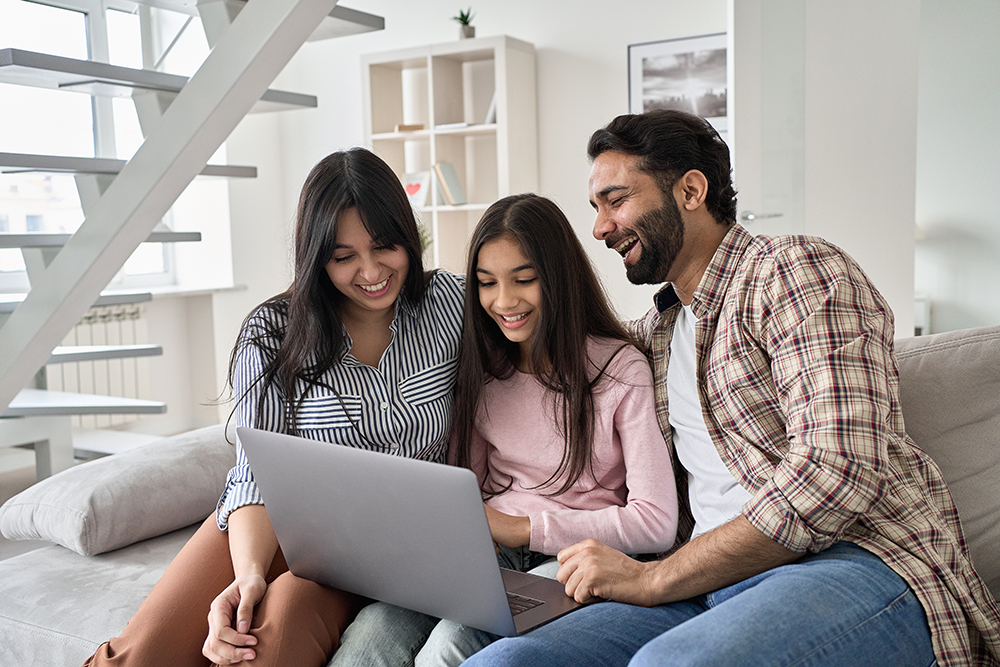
[625,192,685,285]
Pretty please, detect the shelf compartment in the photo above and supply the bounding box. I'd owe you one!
[0,48,316,113]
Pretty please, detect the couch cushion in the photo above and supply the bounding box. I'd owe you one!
[895,325,1000,600]
[0,424,234,556]
[0,524,195,665]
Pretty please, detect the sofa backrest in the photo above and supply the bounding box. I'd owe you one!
[895,325,1000,601]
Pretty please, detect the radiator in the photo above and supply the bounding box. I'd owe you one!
[44,304,152,429]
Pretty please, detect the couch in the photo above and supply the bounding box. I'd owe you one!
[1,326,998,665]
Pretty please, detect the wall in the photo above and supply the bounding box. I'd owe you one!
[731,0,920,340]
[914,0,1000,333]
[173,0,966,432]
[225,0,728,329]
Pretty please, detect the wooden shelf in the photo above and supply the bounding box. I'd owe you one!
[0,151,256,179]
[4,388,167,417]
[0,48,316,113]
[47,344,163,364]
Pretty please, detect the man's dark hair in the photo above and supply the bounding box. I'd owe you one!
[587,110,737,225]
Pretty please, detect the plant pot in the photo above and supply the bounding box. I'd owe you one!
[459,24,475,39]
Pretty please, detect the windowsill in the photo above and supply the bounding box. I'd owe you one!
[106,283,248,299]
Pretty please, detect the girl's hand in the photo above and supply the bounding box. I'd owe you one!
[484,503,531,548]
[203,574,266,664]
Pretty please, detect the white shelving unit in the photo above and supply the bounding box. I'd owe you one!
[361,35,538,273]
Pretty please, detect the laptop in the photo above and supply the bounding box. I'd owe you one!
[236,426,586,637]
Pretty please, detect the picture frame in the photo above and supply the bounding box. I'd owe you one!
[402,171,431,208]
[628,32,728,138]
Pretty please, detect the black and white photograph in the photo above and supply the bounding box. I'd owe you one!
[628,33,727,136]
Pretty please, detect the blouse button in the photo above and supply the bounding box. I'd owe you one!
[381,401,389,411]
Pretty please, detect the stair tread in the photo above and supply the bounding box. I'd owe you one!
[121,2,384,41]
[0,229,201,248]
[0,292,152,313]
[0,151,255,178]
[4,389,167,417]
[48,344,163,363]
[72,427,162,456]
[0,48,316,112]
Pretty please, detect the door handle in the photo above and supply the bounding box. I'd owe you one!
[740,211,784,223]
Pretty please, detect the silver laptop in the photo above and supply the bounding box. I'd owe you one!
[237,426,585,637]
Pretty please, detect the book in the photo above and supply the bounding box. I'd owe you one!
[434,121,470,130]
[402,171,431,208]
[394,123,425,132]
[433,163,467,206]
[484,91,497,124]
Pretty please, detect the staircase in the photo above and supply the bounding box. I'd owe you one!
[0,0,383,479]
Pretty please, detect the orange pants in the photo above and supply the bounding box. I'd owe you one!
[82,514,361,667]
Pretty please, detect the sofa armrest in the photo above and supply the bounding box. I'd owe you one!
[0,424,235,556]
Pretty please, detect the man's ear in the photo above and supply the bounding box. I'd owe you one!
[676,170,709,211]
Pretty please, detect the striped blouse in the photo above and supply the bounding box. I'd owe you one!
[633,225,1000,666]
[217,270,465,530]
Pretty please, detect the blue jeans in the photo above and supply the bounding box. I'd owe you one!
[461,542,936,667]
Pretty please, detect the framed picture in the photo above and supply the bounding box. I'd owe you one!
[402,171,431,208]
[628,32,728,138]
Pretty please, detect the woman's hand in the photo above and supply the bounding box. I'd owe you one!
[484,504,531,548]
[202,573,266,664]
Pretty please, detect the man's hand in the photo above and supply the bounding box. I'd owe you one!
[556,539,658,606]
[202,573,266,664]
[484,504,531,548]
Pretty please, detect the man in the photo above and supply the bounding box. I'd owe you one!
[463,110,1000,666]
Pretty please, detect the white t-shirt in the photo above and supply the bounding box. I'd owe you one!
[667,303,752,538]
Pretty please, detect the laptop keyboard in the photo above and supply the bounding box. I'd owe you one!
[507,591,544,615]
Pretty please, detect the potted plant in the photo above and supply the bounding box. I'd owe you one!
[452,7,475,39]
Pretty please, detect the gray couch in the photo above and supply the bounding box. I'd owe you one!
[1,326,998,665]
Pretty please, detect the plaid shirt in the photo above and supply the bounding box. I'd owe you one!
[633,225,1000,666]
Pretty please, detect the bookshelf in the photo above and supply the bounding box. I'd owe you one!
[361,36,538,272]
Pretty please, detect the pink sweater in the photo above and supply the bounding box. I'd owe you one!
[470,338,678,555]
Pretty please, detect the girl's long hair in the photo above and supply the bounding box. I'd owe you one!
[454,194,641,496]
[227,148,428,434]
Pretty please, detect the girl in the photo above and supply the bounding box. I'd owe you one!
[84,148,463,667]
[414,193,678,665]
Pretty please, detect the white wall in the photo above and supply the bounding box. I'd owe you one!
[226,0,728,328]
[914,0,1000,333]
[800,1,919,339]
[157,0,986,433]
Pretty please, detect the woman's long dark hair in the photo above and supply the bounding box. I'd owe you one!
[227,148,428,434]
[454,194,641,496]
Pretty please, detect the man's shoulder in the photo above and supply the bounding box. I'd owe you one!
[736,233,860,280]
[744,233,844,260]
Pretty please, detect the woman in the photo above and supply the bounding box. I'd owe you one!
[414,194,678,665]
[83,148,463,667]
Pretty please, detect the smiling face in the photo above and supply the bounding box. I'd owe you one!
[476,235,542,368]
[589,151,685,285]
[325,206,409,321]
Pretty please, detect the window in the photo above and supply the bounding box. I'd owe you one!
[0,0,231,293]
